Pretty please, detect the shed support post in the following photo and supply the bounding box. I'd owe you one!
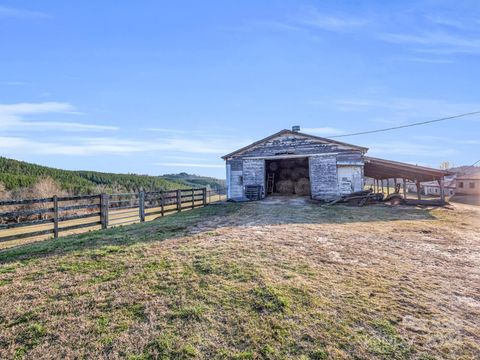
[438,179,445,202]
[403,178,407,200]
[387,179,390,196]
[416,181,421,200]
[381,180,384,194]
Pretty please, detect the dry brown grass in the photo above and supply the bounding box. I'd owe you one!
[0,198,479,359]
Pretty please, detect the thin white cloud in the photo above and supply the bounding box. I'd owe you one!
[302,127,344,136]
[367,141,458,158]
[0,135,248,156]
[17,121,118,132]
[0,5,48,19]
[412,135,480,146]
[425,15,473,31]
[331,97,480,120]
[403,57,453,64]
[142,128,188,134]
[155,162,224,168]
[0,81,30,86]
[379,32,480,54]
[0,102,117,132]
[298,8,367,32]
[0,102,73,115]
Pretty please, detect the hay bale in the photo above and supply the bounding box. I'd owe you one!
[294,178,310,196]
[280,159,294,169]
[279,168,291,180]
[276,180,294,194]
[290,167,309,181]
[294,158,308,167]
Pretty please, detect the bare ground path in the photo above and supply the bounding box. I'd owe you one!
[0,199,479,359]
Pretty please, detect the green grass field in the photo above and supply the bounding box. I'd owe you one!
[0,199,479,359]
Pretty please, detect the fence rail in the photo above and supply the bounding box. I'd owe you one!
[0,187,226,248]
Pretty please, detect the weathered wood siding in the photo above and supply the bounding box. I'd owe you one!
[337,166,363,194]
[336,152,364,166]
[225,132,366,200]
[309,155,339,200]
[233,133,356,158]
[226,159,243,198]
[243,159,265,190]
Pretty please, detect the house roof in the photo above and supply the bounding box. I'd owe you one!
[221,129,368,160]
[422,179,456,188]
[457,175,480,180]
[364,156,452,182]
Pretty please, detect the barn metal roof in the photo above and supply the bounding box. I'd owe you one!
[364,156,452,182]
[221,129,368,160]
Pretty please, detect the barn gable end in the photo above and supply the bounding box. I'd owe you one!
[223,130,367,160]
[222,129,367,201]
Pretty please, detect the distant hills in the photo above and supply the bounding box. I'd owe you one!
[0,157,225,194]
[449,166,480,177]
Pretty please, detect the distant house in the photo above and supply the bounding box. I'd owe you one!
[423,178,456,197]
[456,175,480,195]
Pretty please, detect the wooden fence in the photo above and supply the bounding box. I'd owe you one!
[0,188,226,249]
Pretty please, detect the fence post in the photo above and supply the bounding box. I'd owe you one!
[100,193,109,229]
[203,188,207,206]
[176,189,182,212]
[191,189,195,209]
[160,190,164,216]
[139,191,145,222]
[53,195,59,238]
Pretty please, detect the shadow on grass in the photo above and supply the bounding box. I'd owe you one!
[0,204,241,265]
[0,201,437,264]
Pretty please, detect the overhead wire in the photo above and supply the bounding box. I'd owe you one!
[327,110,480,138]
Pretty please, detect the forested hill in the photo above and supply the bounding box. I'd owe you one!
[162,173,226,189]
[0,157,225,194]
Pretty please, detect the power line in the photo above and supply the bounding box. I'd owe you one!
[470,159,480,167]
[328,110,480,138]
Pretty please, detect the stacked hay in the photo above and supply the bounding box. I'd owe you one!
[294,157,308,167]
[280,159,293,169]
[276,180,294,194]
[279,168,291,180]
[294,178,311,196]
[290,167,309,181]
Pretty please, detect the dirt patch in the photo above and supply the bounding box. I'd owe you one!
[0,201,479,359]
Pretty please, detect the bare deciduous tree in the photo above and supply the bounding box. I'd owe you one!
[28,177,66,220]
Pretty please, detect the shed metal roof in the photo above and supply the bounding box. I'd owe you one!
[364,156,452,182]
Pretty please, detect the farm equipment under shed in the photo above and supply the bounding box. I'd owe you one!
[327,182,448,207]
[328,184,406,206]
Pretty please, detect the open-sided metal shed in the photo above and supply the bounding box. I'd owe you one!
[364,157,451,201]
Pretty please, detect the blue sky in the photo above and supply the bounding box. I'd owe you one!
[1,0,479,178]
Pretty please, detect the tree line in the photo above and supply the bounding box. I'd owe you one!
[0,157,225,199]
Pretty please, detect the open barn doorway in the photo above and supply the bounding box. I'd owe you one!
[265,157,311,196]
